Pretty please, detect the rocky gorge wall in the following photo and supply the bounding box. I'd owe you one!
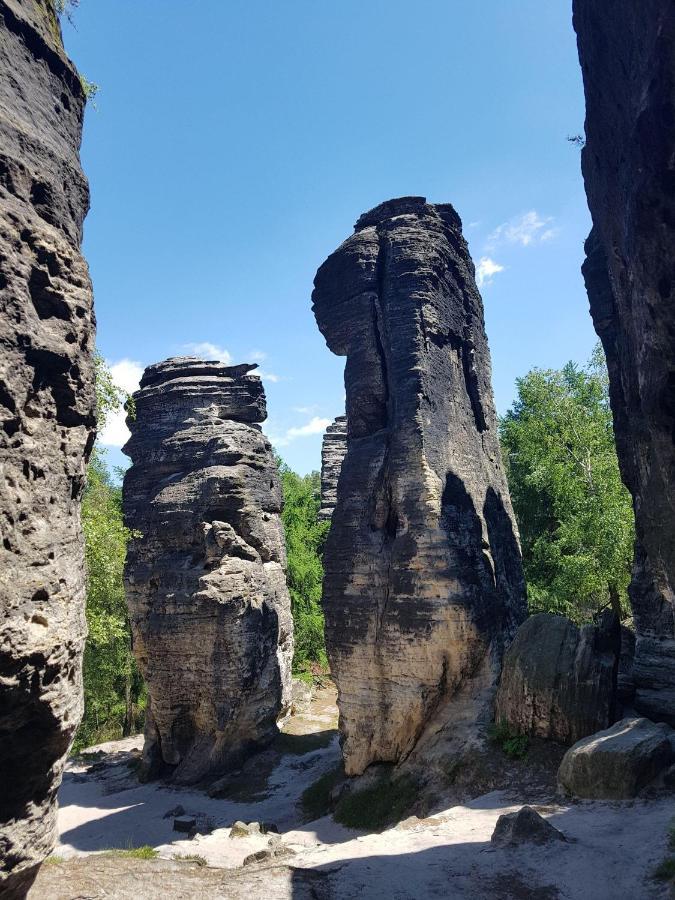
[574,0,675,724]
[0,1,95,896]
[312,197,527,776]
[318,415,347,521]
[122,357,293,785]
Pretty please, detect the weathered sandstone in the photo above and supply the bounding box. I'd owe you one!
[574,0,675,724]
[318,415,347,521]
[312,196,527,775]
[0,2,95,895]
[122,357,293,784]
[495,612,620,745]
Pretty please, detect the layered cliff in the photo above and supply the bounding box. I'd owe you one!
[312,197,527,775]
[0,2,95,895]
[318,415,347,521]
[574,0,675,723]
[123,357,293,784]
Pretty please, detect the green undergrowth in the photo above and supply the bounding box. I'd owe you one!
[333,772,419,832]
[275,729,335,755]
[104,846,158,860]
[301,765,345,821]
[489,719,529,760]
[653,857,675,883]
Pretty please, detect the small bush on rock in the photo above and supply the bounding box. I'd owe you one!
[333,773,419,831]
[489,719,529,759]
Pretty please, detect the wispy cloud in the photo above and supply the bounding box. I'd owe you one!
[258,370,282,383]
[476,256,504,288]
[183,341,232,364]
[248,349,267,362]
[99,358,144,448]
[488,210,558,248]
[268,416,331,447]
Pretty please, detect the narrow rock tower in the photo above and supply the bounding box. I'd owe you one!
[312,197,526,775]
[318,415,348,521]
[0,2,95,894]
[123,358,293,784]
[574,0,675,724]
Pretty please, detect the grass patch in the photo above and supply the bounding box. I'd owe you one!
[105,846,158,860]
[301,765,344,820]
[489,719,529,760]
[334,772,419,831]
[653,856,675,882]
[174,854,207,867]
[275,729,335,755]
[44,855,64,866]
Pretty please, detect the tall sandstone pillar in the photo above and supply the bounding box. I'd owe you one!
[574,1,675,723]
[318,415,347,521]
[312,197,526,775]
[123,358,293,784]
[0,2,95,896]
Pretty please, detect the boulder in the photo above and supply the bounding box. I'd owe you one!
[318,415,348,521]
[122,357,293,784]
[558,717,675,799]
[495,612,620,745]
[491,807,567,848]
[0,1,95,894]
[312,197,526,775]
[574,0,675,724]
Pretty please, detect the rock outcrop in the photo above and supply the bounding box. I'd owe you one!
[318,415,347,521]
[0,2,95,895]
[312,197,527,776]
[574,0,675,725]
[123,357,293,784]
[495,612,620,745]
[491,807,567,848]
[558,717,675,799]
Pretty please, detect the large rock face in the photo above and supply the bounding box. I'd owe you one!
[312,197,527,775]
[495,612,620,745]
[0,2,94,895]
[318,415,347,521]
[123,358,293,785]
[574,1,675,724]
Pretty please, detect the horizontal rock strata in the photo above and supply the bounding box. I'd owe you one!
[123,357,293,784]
[0,1,95,895]
[312,196,527,775]
[574,0,675,724]
[495,612,620,744]
[318,415,347,521]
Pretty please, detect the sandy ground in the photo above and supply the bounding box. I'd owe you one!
[31,684,674,900]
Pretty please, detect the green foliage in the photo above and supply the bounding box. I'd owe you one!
[653,857,675,883]
[74,356,143,752]
[500,344,634,623]
[278,459,330,672]
[333,772,419,831]
[300,765,345,821]
[106,846,159,860]
[489,720,529,759]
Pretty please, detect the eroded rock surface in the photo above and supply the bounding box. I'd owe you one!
[123,357,292,784]
[491,806,567,848]
[558,717,675,800]
[574,0,675,724]
[0,1,95,895]
[495,612,620,745]
[318,415,347,521]
[312,197,527,775]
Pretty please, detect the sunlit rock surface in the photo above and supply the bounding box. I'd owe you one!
[318,415,347,521]
[123,357,293,784]
[312,197,527,775]
[0,1,95,895]
[574,0,675,724]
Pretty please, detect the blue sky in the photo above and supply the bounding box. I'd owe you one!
[62,0,595,475]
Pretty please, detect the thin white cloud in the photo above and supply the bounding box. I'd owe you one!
[292,404,318,414]
[183,341,232,364]
[257,370,282,383]
[99,358,143,448]
[476,256,504,288]
[488,210,558,248]
[248,349,267,362]
[268,416,331,448]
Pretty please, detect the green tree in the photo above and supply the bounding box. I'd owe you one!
[278,460,330,673]
[74,355,143,750]
[500,345,634,623]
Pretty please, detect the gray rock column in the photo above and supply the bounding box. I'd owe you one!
[0,1,95,895]
[312,197,526,775]
[318,415,347,521]
[123,357,293,784]
[574,0,675,724]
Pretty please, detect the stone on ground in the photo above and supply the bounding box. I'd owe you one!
[491,806,567,847]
